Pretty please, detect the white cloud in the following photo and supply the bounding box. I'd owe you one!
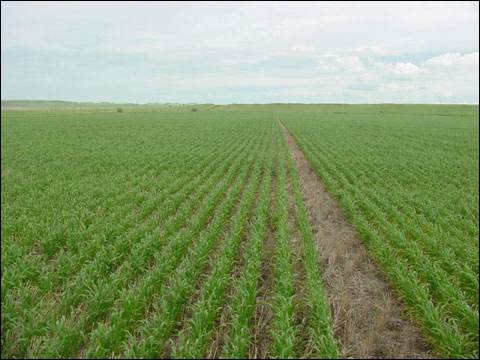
[425,52,479,68]
[392,62,421,76]
[262,87,334,98]
[1,1,478,103]
[291,45,316,54]
[335,56,364,72]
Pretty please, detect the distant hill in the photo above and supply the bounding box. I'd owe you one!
[1,100,209,112]
[2,100,477,115]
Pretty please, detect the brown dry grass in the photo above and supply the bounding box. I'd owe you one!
[280,122,433,359]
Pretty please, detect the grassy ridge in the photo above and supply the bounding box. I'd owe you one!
[1,100,212,112]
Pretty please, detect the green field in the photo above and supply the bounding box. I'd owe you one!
[281,105,479,357]
[1,104,478,358]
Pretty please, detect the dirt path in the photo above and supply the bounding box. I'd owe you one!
[279,122,433,359]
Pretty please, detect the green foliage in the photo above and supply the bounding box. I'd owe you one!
[282,105,479,358]
[1,104,477,359]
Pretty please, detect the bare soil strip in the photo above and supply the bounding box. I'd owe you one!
[280,123,433,359]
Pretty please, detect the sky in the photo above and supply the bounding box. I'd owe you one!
[1,1,479,104]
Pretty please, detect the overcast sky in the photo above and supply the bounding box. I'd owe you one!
[1,1,479,104]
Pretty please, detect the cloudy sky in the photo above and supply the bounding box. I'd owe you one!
[1,1,479,103]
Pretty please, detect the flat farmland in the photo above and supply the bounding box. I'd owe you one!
[1,104,478,359]
[280,104,479,358]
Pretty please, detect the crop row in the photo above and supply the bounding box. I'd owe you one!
[282,111,479,358]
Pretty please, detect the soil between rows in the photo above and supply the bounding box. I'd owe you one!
[279,122,433,359]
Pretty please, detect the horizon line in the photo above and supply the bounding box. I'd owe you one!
[2,99,479,106]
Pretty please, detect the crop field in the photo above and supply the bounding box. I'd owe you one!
[1,104,479,359]
[281,105,479,358]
